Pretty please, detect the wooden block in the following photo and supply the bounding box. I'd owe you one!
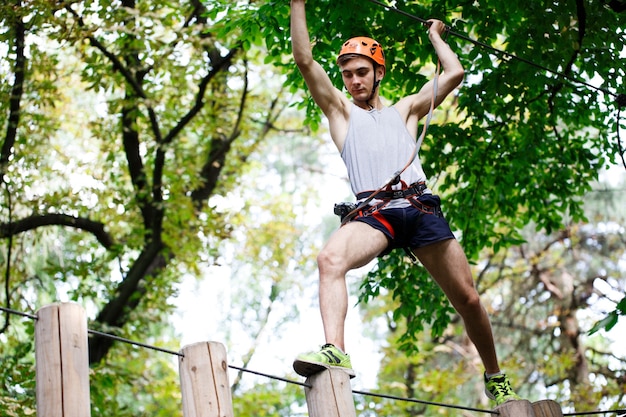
[179,341,234,417]
[495,399,535,417]
[533,400,563,417]
[304,368,356,417]
[35,303,91,417]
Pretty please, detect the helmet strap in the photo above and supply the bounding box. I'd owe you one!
[367,72,380,109]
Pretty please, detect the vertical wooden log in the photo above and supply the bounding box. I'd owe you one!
[35,303,91,417]
[495,399,535,417]
[179,341,234,417]
[532,400,563,417]
[304,368,356,417]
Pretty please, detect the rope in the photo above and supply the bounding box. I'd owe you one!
[87,328,183,357]
[0,305,37,320]
[228,364,310,388]
[353,388,499,415]
[564,410,626,416]
[364,0,621,101]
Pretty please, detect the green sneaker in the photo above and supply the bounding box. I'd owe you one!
[293,344,355,378]
[484,373,522,405]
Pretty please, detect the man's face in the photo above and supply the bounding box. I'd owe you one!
[339,56,383,101]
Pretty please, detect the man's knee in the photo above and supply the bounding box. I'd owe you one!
[317,248,345,275]
[450,287,483,315]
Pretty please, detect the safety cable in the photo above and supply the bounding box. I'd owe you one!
[353,388,499,415]
[341,27,444,225]
[365,0,626,171]
[3,306,626,415]
[353,0,626,184]
[364,0,622,101]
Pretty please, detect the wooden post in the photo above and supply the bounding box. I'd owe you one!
[179,341,234,417]
[532,400,563,417]
[35,303,91,417]
[304,368,356,417]
[495,399,535,417]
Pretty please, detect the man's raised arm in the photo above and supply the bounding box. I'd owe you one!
[290,0,347,118]
[397,20,465,122]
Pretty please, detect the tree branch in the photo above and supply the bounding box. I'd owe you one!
[88,240,167,364]
[1,3,26,184]
[1,0,27,335]
[162,46,240,145]
[0,213,114,249]
[64,4,148,100]
[190,60,250,206]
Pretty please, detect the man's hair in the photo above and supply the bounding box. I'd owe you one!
[337,53,380,70]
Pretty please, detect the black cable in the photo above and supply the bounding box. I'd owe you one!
[364,0,620,100]
[353,388,500,415]
[87,329,184,357]
[563,409,626,416]
[0,305,37,320]
[4,305,626,416]
[228,364,311,388]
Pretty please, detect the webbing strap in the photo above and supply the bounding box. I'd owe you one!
[356,182,427,200]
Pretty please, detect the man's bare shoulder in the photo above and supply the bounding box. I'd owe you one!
[324,97,353,152]
[391,97,414,121]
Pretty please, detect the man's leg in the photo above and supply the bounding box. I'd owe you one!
[413,238,500,374]
[293,221,388,377]
[414,238,521,404]
[317,221,388,352]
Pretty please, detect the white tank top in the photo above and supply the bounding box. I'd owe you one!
[340,104,430,207]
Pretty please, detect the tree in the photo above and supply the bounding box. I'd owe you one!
[1,0,284,362]
[1,0,309,414]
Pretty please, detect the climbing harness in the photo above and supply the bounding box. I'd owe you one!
[356,181,427,201]
[339,24,446,226]
[335,181,442,263]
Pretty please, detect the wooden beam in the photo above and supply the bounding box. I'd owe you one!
[179,341,234,417]
[35,303,91,417]
[495,399,535,417]
[533,400,563,417]
[304,368,356,417]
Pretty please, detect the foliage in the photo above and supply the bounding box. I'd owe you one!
[0,322,36,416]
[1,0,313,414]
[589,297,626,334]
[1,0,626,414]
[256,0,626,348]
[359,250,455,352]
[360,177,626,414]
[233,380,306,417]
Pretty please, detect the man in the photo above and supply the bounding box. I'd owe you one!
[290,0,521,405]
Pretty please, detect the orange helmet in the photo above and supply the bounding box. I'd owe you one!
[338,37,385,66]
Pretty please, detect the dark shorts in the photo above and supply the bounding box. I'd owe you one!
[352,194,455,257]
